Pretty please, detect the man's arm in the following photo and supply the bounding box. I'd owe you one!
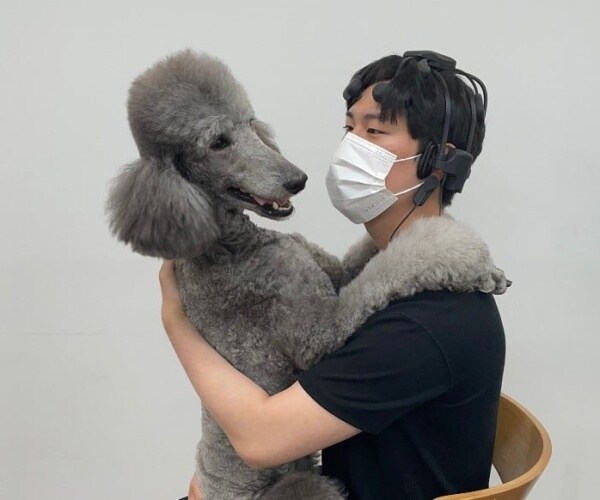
[160,260,360,470]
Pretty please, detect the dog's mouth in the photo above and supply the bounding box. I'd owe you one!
[227,187,294,218]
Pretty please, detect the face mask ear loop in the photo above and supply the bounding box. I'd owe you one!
[392,181,424,197]
[392,153,422,164]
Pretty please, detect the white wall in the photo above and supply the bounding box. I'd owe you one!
[1,0,598,498]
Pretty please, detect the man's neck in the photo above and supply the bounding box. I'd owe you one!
[365,199,443,250]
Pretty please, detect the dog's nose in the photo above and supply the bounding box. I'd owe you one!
[284,174,308,194]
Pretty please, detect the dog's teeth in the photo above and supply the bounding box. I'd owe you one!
[273,202,279,209]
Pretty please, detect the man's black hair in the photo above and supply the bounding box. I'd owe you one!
[345,55,486,207]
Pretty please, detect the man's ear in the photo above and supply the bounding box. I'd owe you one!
[444,143,456,153]
[252,119,280,152]
[106,156,220,258]
[432,143,456,180]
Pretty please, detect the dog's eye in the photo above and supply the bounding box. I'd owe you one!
[210,135,231,151]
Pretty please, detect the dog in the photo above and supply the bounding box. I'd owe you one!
[106,49,507,499]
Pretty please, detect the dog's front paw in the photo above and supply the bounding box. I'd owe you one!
[489,266,511,294]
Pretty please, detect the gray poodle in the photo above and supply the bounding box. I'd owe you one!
[106,50,507,499]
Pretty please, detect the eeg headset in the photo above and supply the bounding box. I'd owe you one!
[343,50,488,209]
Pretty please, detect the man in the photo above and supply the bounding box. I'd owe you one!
[162,51,506,499]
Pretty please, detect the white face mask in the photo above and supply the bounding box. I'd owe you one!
[326,132,423,224]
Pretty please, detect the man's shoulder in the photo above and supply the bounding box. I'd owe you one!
[372,289,496,316]
[363,290,502,338]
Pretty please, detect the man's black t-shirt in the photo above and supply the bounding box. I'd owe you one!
[297,290,505,500]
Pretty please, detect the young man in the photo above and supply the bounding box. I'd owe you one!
[161,51,506,499]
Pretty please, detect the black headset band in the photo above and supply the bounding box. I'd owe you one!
[454,68,488,153]
[431,70,451,160]
[402,55,488,157]
[455,69,488,108]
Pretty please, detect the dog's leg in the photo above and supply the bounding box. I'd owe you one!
[260,471,346,500]
[289,233,379,290]
[340,234,379,283]
[288,233,347,291]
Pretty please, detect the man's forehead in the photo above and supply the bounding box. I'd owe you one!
[345,109,382,121]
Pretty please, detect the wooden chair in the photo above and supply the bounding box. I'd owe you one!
[435,393,552,500]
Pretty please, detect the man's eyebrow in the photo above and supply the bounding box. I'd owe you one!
[345,110,382,121]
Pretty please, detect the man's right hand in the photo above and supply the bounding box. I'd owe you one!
[188,473,202,500]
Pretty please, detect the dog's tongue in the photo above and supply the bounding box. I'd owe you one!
[252,195,269,206]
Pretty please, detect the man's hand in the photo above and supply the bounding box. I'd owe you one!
[159,260,189,331]
[188,473,203,500]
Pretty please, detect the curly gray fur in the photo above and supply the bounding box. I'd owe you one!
[106,49,509,499]
[106,156,220,258]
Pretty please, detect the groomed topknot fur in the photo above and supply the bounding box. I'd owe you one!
[127,49,253,157]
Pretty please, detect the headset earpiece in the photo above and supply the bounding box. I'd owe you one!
[417,142,438,179]
[418,144,473,193]
[437,148,473,193]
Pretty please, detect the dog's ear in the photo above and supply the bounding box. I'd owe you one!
[252,119,281,152]
[106,156,219,258]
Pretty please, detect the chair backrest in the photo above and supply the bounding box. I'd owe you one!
[435,393,552,500]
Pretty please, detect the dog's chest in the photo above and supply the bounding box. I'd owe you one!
[176,238,336,393]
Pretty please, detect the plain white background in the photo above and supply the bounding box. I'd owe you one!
[1,0,598,498]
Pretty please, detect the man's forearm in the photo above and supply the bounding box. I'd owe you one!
[157,261,358,470]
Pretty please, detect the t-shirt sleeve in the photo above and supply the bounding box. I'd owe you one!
[297,311,452,434]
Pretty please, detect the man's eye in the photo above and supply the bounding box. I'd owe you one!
[210,135,232,151]
[342,125,353,132]
[367,128,383,134]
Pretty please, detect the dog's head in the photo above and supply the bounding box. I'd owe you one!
[106,49,307,258]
